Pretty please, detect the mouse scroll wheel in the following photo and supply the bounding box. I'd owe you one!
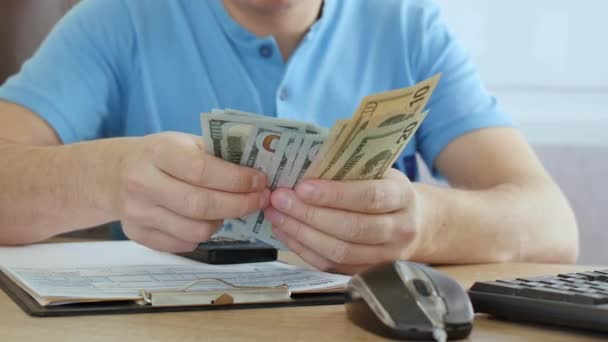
[413,279,433,297]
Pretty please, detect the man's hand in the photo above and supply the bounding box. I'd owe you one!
[264,169,422,274]
[118,132,269,253]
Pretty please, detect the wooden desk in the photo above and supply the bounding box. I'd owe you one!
[1,246,607,341]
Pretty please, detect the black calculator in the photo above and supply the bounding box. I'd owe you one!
[177,238,278,264]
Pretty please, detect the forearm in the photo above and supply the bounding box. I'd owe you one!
[0,138,131,245]
[411,178,579,264]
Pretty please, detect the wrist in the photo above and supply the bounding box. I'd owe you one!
[67,137,139,220]
[407,183,447,262]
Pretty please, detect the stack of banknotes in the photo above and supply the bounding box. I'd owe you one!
[201,74,440,248]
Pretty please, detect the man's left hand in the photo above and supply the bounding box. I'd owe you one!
[264,169,423,274]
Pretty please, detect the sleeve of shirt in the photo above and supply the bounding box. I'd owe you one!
[0,0,133,144]
[403,1,515,177]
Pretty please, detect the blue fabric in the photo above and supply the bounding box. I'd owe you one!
[0,0,513,180]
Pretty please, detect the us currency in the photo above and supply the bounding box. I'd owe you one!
[236,131,302,249]
[241,131,311,247]
[212,108,253,118]
[201,110,329,248]
[201,111,313,160]
[284,134,327,187]
[301,119,348,180]
[306,74,440,179]
[273,134,305,189]
[201,114,235,158]
[240,125,285,176]
[235,130,327,248]
[221,123,257,163]
[321,110,430,181]
[202,74,440,247]
[217,108,321,134]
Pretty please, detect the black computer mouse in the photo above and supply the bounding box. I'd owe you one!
[345,261,474,341]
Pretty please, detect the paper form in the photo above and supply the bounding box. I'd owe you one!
[0,241,350,306]
[0,241,203,267]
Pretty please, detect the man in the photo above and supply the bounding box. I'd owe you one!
[0,0,578,274]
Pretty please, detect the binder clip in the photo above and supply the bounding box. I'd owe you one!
[138,278,290,307]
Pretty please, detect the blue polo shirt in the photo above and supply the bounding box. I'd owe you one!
[0,0,512,180]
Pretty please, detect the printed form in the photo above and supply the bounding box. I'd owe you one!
[0,241,350,306]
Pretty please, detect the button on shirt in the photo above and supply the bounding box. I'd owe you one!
[258,44,273,59]
[0,0,512,180]
[278,86,289,101]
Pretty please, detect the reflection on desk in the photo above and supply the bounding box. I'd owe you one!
[0,244,606,341]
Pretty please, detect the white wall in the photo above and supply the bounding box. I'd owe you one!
[435,0,608,146]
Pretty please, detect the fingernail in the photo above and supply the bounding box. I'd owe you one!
[260,189,270,208]
[265,207,285,226]
[252,174,266,190]
[273,191,293,211]
[296,182,319,201]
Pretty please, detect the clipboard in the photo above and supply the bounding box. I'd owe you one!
[0,270,345,317]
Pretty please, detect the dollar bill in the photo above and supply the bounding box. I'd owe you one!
[202,110,314,160]
[381,110,431,173]
[302,119,348,180]
[216,108,256,117]
[221,109,314,133]
[220,123,258,163]
[272,134,304,189]
[311,74,440,179]
[240,125,287,177]
[288,134,327,187]
[241,131,299,248]
[201,113,230,158]
[321,110,429,181]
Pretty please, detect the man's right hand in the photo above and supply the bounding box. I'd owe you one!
[117,132,269,253]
